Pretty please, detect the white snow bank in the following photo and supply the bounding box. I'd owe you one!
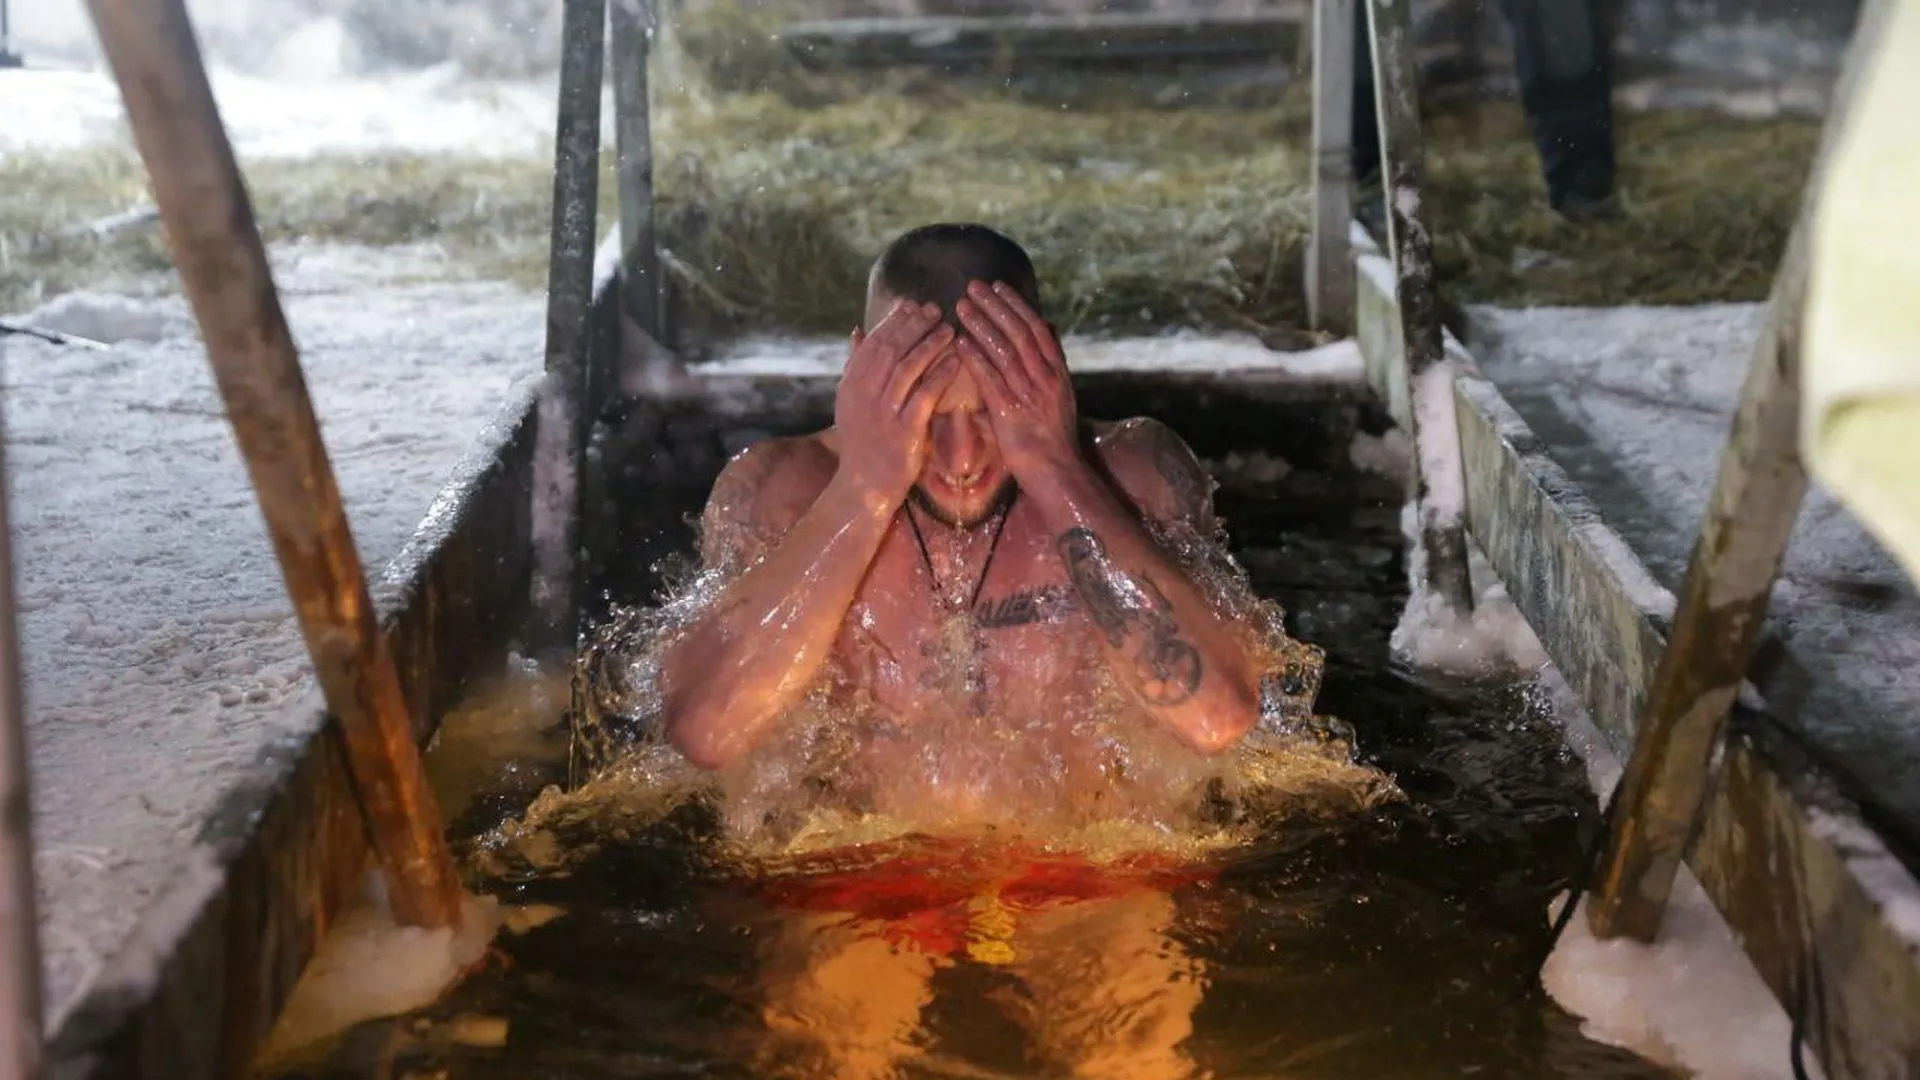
[3,242,543,1030]
[695,332,1368,380]
[255,878,502,1069]
[1390,501,1550,677]
[17,291,192,345]
[1540,676,1815,1080]
[0,62,593,160]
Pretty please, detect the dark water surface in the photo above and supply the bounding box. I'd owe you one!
[270,484,1678,1080]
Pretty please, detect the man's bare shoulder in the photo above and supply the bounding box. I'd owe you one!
[700,433,838,562]
[1087,417,1215,527]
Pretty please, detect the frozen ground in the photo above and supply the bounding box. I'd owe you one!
[1467,302,1920,856]
[2,245,543,1028]
[0,60,584,161]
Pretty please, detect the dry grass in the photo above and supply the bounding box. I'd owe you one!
[0,15,1819,342]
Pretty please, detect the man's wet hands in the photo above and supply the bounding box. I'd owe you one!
[834,300,957,503]
[954,281,1081,484]
[834,282,1081,499]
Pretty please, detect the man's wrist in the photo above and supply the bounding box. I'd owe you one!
[826,466,907,522]
[1018,449,1110,522]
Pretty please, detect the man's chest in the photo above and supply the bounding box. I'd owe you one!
[836,520,1097,705]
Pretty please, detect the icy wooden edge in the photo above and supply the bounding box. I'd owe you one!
[1347,244,1920,1074]
[41,376,545,1080]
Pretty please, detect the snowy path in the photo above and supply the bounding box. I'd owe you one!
[2,243,543,1028]
[1470,302,1920,854]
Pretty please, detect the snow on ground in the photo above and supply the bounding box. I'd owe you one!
[697,331,1368,379]
[1467,302,1920,844]
[1,243,543,1028]
[0,60,580,161]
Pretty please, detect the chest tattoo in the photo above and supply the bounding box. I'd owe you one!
[972,584,1080,629]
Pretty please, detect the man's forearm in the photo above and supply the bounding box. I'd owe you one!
[1023,458,1262,751]
[659,474,895,768]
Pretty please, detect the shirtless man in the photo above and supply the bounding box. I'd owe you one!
[656,223,1267,807]
[650,224,1274,1079]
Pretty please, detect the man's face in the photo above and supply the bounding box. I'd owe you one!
[913,362,1016,529]
[861,289,1015,529]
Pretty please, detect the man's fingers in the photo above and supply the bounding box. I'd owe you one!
[964,282,1049,388]
[955,297,1027,393]
[991,281,1065,370]
[872,300,942,355]
[905,352,960,421]
[850,300,939,381]
[957,338,1014,408]
[883,323,956,408]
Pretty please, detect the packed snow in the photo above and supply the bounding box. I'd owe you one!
[0,0,604,161]
[2,247,543,1028]
[696,332,1368,380]
[1467,303,1920,847]
[1539,673,1816,1080]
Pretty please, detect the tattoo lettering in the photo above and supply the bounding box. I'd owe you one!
[973,584,1079,629]
[1055,527,1204,706]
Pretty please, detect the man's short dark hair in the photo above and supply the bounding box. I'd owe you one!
[870,223,1042,326]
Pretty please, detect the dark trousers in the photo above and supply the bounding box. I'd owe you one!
[1352,0,1616,208]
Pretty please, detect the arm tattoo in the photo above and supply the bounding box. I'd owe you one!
[1056,527,1204,706]
[1059,528,1131,647]
[1150,430,1212,523]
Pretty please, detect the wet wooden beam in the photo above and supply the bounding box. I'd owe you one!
[531,0,607,653]
[82,0,463,930]
[1585,0,1889,945]
[611,0,663,350]
[0,410,44,1080]
[1308,0,1356,336]
[1362,0,1474,614]
[1451,366,1920,1078]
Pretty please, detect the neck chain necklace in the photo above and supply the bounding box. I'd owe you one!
[904,498,1012,616]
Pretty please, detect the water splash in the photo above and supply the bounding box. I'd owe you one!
[487,506,1397,881]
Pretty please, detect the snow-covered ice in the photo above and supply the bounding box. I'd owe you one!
[2,244,542,1029]
[1467,302,1920,846]
[1539,674,1815,1080]
[695,331,1369,380]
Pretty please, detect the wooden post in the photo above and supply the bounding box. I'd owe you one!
[1365,0,1475,614]
[0,400,43,1080]
[0,0,20,68]
[1308,0,1356,335]
[82,0,464,929]
[1586,0,1889,944]
[612,0,664,347]
[531,0,607,653]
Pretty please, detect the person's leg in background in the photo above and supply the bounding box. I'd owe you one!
[1348,0,1618,223]
[1499,0,1617,217]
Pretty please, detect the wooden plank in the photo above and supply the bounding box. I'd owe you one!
[778,10,1306,71]
[531,0,606,653]
[1585,0,1889,945]
[0,405,43,1080]
[1451,370,1920,1079]
[1308,0,1356,336]
[1362,0,1474,614]
[82,0,462,931]
[611,0,663,350]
